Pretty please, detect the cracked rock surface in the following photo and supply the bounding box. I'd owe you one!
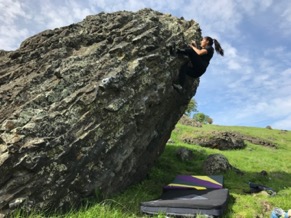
[0,9,201,215]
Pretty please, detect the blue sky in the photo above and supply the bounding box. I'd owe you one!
[1,0,291,130]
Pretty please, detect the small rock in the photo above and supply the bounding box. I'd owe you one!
[203,154,243,175]
[259,170,268,177]
[176,148,194,161]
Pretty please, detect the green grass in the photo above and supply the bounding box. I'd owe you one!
[13,123,291,218]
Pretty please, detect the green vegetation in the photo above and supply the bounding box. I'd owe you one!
[192,112,213,124]
[185,99,213,124]
[185,98,198,116]
[14,124,291,218]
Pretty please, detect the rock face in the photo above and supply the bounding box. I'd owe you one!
[0,9,201,215]
[179,115,202,127]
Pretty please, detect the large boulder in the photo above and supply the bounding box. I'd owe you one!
[0,9,201,215]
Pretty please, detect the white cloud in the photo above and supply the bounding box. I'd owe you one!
[239,0,273,14]
[88,0,184,15]
[211,95,291,129]
[0,0,27,24]
[35,1,88,29]
[227,60,241,70]
[0,0,31,49]
[0,24,29,50]
[87,0,155,13]
[0,1,97,49]
[282,68,291,77]
[275,1,291,36]
[180,0,241,36]
[272,114,291,130]
[221,43,251,71]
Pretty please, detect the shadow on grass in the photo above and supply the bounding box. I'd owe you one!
[11,143,291,218]
[142,143,291,218]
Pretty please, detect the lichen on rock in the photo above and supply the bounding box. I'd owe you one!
[0,8,201,215]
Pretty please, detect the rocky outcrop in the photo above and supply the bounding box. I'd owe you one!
[0,9,202,215]
[179,115,202,127]
[182,131,277,150]
[241,134,277,148]
[183,131,246,150]
[203,154,243,175]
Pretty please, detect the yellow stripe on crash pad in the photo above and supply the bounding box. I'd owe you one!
[192,176,222,186]
[167,183,207,190]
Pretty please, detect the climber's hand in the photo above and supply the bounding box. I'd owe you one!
[191,40,197,47]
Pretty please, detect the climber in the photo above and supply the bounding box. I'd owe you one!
[170,36,224,90]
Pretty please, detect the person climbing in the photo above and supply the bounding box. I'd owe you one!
[170,36,224,91]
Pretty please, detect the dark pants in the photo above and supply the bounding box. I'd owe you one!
[177,47,207,86]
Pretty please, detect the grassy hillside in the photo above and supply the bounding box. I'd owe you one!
[15,123,291,218]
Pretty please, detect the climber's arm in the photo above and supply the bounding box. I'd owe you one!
[189,44,208,56]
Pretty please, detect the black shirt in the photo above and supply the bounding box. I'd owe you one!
[200,45,214,67]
